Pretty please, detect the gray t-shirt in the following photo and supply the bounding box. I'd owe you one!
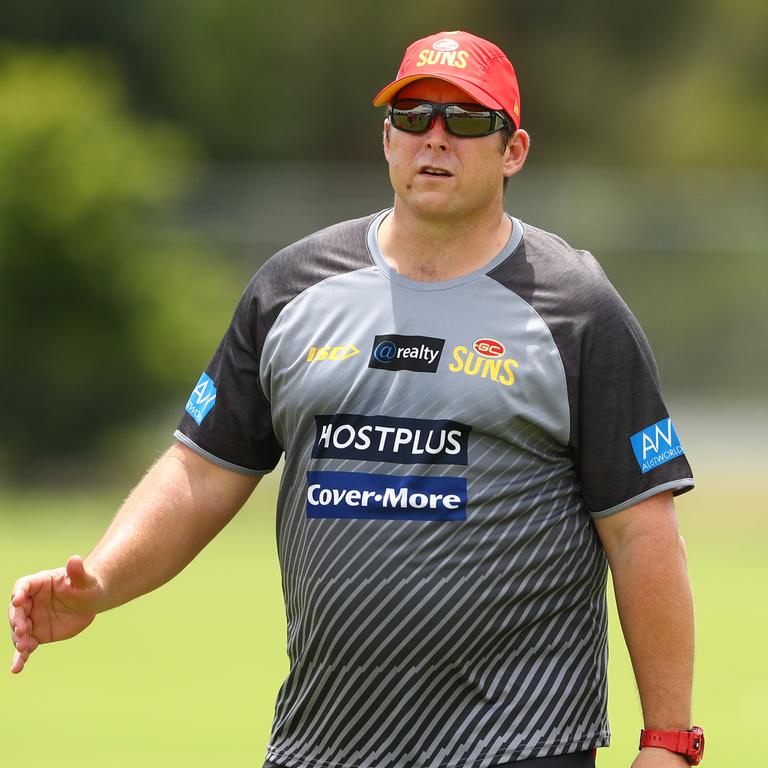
[175,211,694,767]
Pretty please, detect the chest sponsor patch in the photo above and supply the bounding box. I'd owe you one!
[630,418,685,473]
[306,470,467,521]
[185,372,217,425]
[312,414,471,465]
[368,334,445,373]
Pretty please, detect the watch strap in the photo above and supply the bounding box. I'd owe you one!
[639,727,704,765]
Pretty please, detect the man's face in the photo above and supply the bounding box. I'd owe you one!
[383,78,524,222]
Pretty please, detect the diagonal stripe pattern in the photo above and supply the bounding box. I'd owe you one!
[265,422,610,767]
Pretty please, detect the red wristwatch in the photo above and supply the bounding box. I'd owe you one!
[639,726,705,765]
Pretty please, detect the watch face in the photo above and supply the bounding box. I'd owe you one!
[688,727,705,764]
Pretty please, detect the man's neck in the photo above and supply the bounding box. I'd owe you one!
[377,204,512,282]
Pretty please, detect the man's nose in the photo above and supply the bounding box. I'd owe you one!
[424,113,450,150]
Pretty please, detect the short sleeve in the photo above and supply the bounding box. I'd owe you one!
[574,285,694,516]
[174,278,283,474]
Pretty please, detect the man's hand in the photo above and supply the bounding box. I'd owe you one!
[8,555,103,674]
[632,747,692,766]
[8,443,260,676]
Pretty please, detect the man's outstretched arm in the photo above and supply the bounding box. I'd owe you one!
[594,491,695,767]
[8,442,261,674]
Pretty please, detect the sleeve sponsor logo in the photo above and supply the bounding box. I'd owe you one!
[185,372,217,425]
[306,344,360,362]
[449,345,519,387]
[368,334,445,373]
[306,470,467,521]
[312,414,471,465]
[630,418,685,474]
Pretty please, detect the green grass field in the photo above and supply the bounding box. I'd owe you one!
[1,464,764,767]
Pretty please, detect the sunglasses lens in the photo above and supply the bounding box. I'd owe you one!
[390,101,504,137]
[445,106,495,136]
[390,101,433,132]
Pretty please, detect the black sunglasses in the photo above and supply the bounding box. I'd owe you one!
[388,99,511,138]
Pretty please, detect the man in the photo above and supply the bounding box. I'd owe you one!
[9,31,703,768]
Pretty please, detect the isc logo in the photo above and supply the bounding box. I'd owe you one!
[306,344,360,362]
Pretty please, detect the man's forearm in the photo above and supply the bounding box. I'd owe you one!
[86,443,260,612]
[608,516,695,729]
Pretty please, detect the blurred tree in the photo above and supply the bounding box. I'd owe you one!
[0,49,241,481]
[610,0,768,166]
[0,0,765,165]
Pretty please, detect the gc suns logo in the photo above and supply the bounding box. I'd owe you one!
[448,339,519,387]
[432,38,459,51]
[473,338,505,358]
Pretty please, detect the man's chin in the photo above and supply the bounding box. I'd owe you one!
[399,193,460,221]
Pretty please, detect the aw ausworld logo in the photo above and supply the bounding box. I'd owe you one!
[630,418,685,474]
[185,372,217,425]
[368,334,445,373]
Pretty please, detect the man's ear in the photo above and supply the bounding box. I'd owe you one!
[503,128,531,179]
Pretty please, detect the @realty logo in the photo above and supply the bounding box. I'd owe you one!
[373,340,397,363]
[368,334,445,373]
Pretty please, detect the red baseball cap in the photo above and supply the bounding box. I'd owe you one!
[373,31,521,128]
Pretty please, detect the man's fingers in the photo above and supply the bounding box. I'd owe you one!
[13,633,38,655]
[13,571,57,602]
[10,646,31,674]
[11,650,24,674]
[13,617,27,638]
[8,600,25,636]
[10,635,34,674]
[14,615,33,639]
[10,580,28,606]
[8,600,31,636]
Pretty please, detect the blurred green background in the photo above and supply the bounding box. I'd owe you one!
[1,1,766,765]
[1,457,767,767]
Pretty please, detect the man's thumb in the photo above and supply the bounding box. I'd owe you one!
[66,555,98,590]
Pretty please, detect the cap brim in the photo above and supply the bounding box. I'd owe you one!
[373,74,504,111]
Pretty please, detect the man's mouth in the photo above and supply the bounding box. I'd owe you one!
[419,166,453,177]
